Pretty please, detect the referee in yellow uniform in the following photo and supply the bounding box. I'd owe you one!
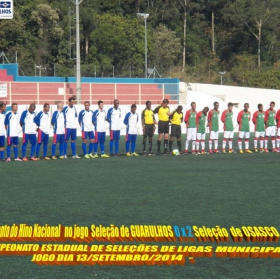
[153,99,170,155]
[169,105,183,154]
[141,101,157,155]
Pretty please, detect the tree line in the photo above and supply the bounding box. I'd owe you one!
[1,0,280,88]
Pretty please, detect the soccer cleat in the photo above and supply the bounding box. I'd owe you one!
[73,155,81,159]
[126,152,131,157]
[132,152,139,156]
[196,151,201,155]
[245,149,253,154]
[209,149,213,154]
[101,154,110,158]
[93,154,98,158]
[84,154,90,159]
[88,154,95,158]
[59,156,65,159]
[44,157,51,160]
[192,152,196,155]
[64,155,68,159]
[228,150,233,154]
[14,158,22,161]
[254,148,258,153]
[214,149,219,153]
[222,149,226,154]
[239,150,244,154]
[264,149,269,153]
[52,156,57,160]
[260,149,264,153]
[30,157,37,161]
[6,157,11,162]
[272,148,279,153]
[22,157,28,161]
[35,157,40,160]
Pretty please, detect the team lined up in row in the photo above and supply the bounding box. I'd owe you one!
[0,98,279,161]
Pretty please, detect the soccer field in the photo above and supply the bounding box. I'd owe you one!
[0,133,280,279]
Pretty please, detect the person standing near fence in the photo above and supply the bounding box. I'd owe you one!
[0,102,6,161]
[20,103,37,161]
[107,99,121,157]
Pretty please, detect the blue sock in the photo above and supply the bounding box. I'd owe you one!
[22,143,27,157]
[36,143,41,158]
[0,151,4,159]
[52,144,56,156]
[7,146,11,158]
[71,141,76,156]
[43,144,48,157]
[126,142,130,153]
[59,143,64,156]
[115,141,119,154]
[31,144,36,157]
[64,142,68,155]
[94,143,98,154]
[110,140,114,154]
[132,142,136,153]
[100,143,105,154]
[82,143,87,155]
[89,143,94,154]
[14,147,18,158]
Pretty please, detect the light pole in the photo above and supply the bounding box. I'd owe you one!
[72,0,84,104]
[219,71,226,85]
[137,13,149,78]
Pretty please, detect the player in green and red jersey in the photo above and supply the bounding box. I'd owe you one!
[196,107,209,154]
[207,102,220,154]
[276,108,280,152]
[264,101,278,152]
[221,102,234,153]
[237,103,252,153]
[252,104,265,153]
[184,102,197,154]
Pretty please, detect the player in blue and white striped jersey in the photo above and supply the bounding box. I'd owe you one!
[20,103,37,161]
[107,99,121,156]
[0,102,6,161]
[4,103,22,162]
[34,103,51,160]
[93,100,109,158]
[62,97,80,159]
[51,102,65,159]
[124,104,139,156]
[78,101,95,159]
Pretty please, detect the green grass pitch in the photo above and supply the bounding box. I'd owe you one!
[0,133,279,278]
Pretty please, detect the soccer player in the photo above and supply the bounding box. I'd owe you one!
[79,101,95,159]
[196,107,209,154]
[20,103,37,161]
[4,103,22,161]
[237,103,252,153]
[93,100,109,158]
[208,102,220,154]
[169,105,183,154]
[0,102,6,161]
[35,103,51,160]
[252,104,265,153]
[184,102,197,154]
[153,99,170,155]
[107,99,121,156]
[51,102,65,159]
[124,104,139,156]
[221,102,234,153]
[264,101,277,152]
[62,97,80,159]
[142,101,156,155]
[276,108,280,151]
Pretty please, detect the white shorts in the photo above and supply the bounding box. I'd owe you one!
[277,128,280,137]
[239,131,250,139]
[187,128,197,141]
[266,126,276,137]
[255,131,265,138]
[196,133,206,141]
[224,131,234,139]
[210,131,219,140]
